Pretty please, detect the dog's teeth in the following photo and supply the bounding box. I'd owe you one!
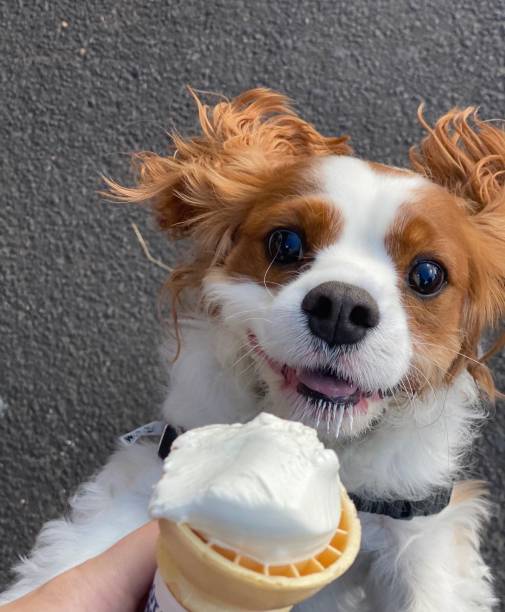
[348,405,354,432]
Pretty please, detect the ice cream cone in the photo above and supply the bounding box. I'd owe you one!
[155,485,360,612]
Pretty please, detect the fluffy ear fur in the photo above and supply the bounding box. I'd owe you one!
[104,88,351,350]
[410,106,505,212]
[410,106,505,396]
[105,88,351,263]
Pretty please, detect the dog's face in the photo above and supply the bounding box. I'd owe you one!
[205,156,485,440]
[108,90,505,441]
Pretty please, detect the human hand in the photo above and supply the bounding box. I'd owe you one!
[2,522,159,612]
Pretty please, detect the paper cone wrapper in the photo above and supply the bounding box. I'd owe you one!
[153,485,360,612]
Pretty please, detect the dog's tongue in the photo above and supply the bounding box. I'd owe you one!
[297,369,358,398]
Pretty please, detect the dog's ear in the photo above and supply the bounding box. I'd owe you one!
[410,106,505,212]
[409,107,505,323]
[105,88,351,263]
[410,107,505,394]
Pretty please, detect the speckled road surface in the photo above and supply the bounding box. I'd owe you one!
[1,0,504,602]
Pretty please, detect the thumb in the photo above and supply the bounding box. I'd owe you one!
[4,522,159,612]
[83,521,159,612]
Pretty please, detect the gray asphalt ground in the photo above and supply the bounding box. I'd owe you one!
[1,0,504,604]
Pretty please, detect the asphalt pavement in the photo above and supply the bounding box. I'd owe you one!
[0,0,504,603]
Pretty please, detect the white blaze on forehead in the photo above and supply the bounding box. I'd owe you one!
[317,156,427,253]
[253,156,418,390]
[149,413,342,565]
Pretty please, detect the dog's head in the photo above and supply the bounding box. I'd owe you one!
[108,89,505,440]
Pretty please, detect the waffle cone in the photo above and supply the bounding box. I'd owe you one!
[155,485,360,611]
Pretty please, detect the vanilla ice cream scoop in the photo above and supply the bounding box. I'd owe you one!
[149,413,341,565]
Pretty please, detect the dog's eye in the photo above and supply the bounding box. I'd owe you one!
[266,229,304,264]
[408,260,447,296]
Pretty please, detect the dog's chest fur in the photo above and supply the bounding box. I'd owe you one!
[0,319,495,610]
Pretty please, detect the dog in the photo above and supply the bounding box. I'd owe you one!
[2,89,504,611]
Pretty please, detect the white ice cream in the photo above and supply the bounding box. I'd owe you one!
[149,413,341,565]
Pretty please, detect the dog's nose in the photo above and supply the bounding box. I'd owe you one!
[301,281,379,346]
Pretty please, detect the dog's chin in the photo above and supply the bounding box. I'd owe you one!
[247,333,389,441]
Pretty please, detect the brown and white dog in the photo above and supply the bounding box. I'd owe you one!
[2,89,504,611]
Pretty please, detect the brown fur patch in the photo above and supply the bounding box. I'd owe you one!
[410,106,505,212]
[388,196,505,397]
[406,106,505,397]
[449,481,489,553]
[368,161,414,177]
[450,480,488,506]
[104,88,351,302]
[386,185,477,391]
[225,194,343,286]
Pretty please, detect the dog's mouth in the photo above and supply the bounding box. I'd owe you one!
[283,365,379,407]
[248,333,382,415]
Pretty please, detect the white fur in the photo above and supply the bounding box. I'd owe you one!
[1,156,496,610]
[202,158,427,438]
[318,157,426,248]
[309,492,495,612]
[0,442,162,604]
[1,321,495,610]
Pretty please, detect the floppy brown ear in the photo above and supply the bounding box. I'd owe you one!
[105,88,351,263]
[409,107,505,322]
[410,105,505,212]
[410,106,505,396]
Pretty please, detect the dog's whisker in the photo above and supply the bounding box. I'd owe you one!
[223,308,268,321]
[334,406,344,439]
[262,255,278,299]
[413,338,485,368]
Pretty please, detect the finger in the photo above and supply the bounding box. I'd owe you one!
[84,521,159,612]
[2,523,159,612]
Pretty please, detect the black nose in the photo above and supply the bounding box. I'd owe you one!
[302,281,380,346]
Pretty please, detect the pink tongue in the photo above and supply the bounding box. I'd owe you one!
[297,369,358,398]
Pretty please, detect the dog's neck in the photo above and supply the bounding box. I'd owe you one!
[162,317,484,500]
[335,376,481,500]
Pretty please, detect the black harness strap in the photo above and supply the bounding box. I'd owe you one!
[349,487,452,520]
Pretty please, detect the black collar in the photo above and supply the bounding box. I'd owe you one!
[349,488,452,520]
[158,424,451,520]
